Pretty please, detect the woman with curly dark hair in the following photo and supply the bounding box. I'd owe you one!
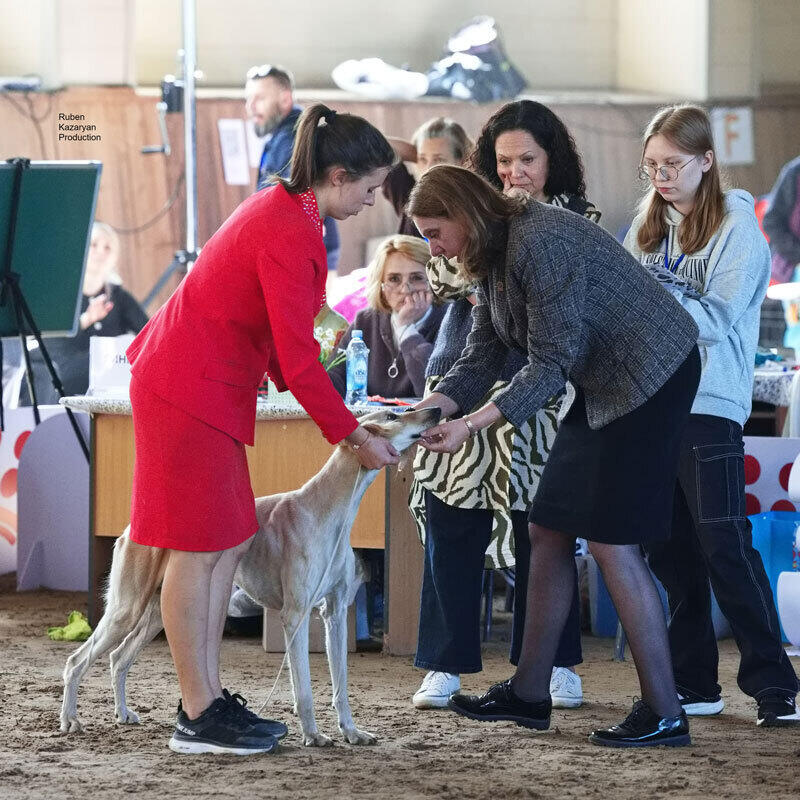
[470,100,595,220]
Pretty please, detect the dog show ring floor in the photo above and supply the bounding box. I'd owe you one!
[2,573,799,800]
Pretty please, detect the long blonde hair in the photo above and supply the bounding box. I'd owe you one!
[364,234,438,312]
[88,222,123,287]
[636,105,725,255]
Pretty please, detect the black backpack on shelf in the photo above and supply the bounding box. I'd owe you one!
[425,16,527,103]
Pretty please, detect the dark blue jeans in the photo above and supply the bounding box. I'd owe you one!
[415,490,582,674]
[645,414,799,700]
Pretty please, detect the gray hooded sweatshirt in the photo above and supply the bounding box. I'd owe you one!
[625,189,770,426]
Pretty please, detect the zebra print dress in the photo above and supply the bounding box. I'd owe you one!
[409,381,563,568]
[409,193,599,569]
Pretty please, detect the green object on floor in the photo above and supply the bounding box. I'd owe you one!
[47,611,92,641]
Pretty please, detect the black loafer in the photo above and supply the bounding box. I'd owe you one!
[589,700,691,748]
[448,679,551,730]
[223,689,289,740]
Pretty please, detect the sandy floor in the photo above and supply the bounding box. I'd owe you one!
[2,574,800,800]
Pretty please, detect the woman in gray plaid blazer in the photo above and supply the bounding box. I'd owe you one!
[408,164,701,748]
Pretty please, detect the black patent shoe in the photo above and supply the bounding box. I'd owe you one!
[448,679,551,730]
[223,689,289,740]
[589,700,691,748]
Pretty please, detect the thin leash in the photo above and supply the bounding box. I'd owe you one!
[255,463,365,715]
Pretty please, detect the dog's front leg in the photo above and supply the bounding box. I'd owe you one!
[321,598,377,745]
[283,608,332,747]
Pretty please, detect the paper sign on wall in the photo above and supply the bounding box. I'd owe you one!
[711,107,754,166]
[217,119,251,185]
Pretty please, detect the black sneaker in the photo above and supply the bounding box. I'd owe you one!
[757,693,800,727]
[589,700,691,748]
[678,688,724,716]
[169,697,278,755]
[448,679,551,730]
[222,688,289,740]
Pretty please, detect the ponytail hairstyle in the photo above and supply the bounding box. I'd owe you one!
[278,103,396,193]
[636,104,725,254]
[407,164,526,283]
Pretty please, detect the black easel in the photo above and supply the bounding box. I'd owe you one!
[0,158,90,462]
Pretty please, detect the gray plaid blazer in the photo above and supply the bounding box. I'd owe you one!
[436,201,699,430]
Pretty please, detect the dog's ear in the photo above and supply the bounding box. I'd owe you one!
[361,421,393,439]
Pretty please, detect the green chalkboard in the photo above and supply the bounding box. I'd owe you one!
[0,160,102,337]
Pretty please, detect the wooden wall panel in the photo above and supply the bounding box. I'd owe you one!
[2,87,799,317]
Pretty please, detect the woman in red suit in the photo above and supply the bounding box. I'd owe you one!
[125,104,398,755]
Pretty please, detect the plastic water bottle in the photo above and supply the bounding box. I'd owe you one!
[345,330,369,405]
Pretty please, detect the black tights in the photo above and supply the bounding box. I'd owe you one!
[512,524,681,718]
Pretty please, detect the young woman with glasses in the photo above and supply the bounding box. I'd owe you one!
[327,235,446,399]
[625,104,800,728]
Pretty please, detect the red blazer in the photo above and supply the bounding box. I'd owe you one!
[127,185,358,446]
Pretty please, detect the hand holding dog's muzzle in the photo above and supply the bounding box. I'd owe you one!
[352,434,400,469]
[419,419,471,453]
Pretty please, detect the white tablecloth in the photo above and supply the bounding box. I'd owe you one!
[753,368,796,408]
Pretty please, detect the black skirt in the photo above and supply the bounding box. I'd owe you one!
[529,347,700,545]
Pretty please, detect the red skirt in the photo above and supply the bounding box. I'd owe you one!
[128,376,259,552]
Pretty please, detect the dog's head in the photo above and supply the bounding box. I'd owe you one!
[357,406,441,454]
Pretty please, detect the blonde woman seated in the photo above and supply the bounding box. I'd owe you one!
[20,222,148,405]
[328,235,446,399]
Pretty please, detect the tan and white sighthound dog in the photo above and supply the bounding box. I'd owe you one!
[59,406,441,746]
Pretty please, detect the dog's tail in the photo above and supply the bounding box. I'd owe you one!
[102,528,169,617]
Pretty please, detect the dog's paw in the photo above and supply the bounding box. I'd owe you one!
[302,731,334,747]
[341,726,377,745]
[115,707,140,725]
[60,716,83,734]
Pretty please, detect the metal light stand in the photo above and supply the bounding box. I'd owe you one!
[141,0,199,309]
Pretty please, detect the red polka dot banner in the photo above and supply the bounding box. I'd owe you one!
[0,407,63,575]
[743,436,800,516]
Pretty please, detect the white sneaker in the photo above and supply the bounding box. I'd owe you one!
[678,691,725,716]
[550,667,583,709]
[412,671,460,709]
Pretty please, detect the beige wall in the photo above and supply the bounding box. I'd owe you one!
[616,0,709,99]
[133,0,619,91]
[0,0,134,87]
[708,0,758,98]
[1,1,798,97]
[0,0,50,80]
[759,0,800,89]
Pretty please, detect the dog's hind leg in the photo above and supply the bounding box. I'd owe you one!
[320,594,377,745]
[110,594,164,724]
[282,606,332,747]
[60,533,166,733]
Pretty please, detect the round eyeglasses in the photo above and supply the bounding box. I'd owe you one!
[638,155,697,183]
[381,274,429,293]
